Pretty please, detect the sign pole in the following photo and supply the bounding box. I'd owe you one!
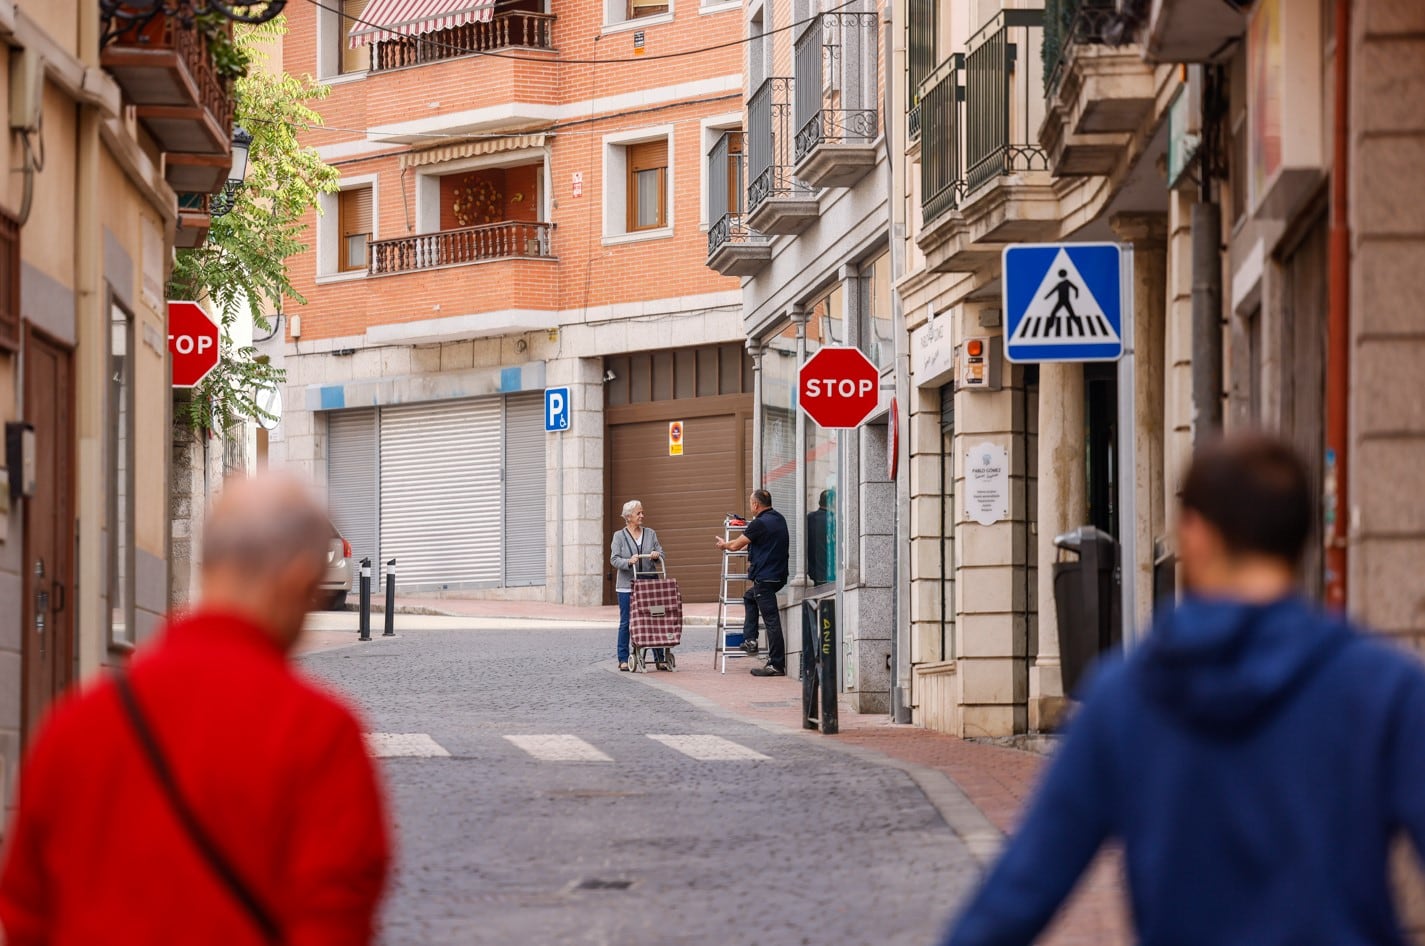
[1116,246,1137,646]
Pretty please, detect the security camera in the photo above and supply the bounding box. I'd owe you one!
[603,369,617,383]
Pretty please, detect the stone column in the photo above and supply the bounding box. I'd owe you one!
[791,305,810,585]
[1031,363,1085,730]
[1111,212,1169,632]
[747,339,764,483]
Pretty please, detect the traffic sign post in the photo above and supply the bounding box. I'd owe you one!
[167,301,220,388]
[798,346,880,429]
[1002,243,1125,364]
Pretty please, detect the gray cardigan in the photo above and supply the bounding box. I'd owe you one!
[610,527,665,592]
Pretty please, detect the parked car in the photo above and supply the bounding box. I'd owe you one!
[321,525,353,610]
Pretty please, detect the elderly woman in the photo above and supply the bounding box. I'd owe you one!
[611,499,666,671]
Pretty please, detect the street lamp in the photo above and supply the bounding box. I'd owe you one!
[209,126,252,218]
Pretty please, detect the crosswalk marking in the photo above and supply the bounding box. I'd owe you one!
[365,733,450,758]
[646,734,770,761]
[504,734,613,763]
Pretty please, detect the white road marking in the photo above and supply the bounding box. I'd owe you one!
[504,734,614,762]
[365,733,451,758]
[646,734,770,761]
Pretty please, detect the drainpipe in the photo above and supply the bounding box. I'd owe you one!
[884,3,912,723]
[1323,0,1350,609]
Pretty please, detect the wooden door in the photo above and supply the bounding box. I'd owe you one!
[22,324,76,745]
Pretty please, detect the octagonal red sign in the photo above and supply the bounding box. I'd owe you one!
[798,346,880,429]
[168,300,220,388]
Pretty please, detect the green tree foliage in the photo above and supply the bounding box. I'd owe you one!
[169,16,339,431]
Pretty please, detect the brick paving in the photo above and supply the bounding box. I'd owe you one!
[642,649,1132,945]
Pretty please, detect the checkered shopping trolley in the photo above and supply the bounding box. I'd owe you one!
[628,560,683,672]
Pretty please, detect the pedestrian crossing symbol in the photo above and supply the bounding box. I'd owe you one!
[1002,243,1125,363]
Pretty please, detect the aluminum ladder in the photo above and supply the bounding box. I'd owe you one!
[714,515,752,673]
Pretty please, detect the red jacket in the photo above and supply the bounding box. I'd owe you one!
[0,610,391,945]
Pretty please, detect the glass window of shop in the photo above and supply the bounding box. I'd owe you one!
[759,322,801,579]
[862,251,894,371]
[804,284,843,586]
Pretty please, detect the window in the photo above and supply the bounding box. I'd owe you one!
[338,186,373,272]
[629,0,669,17]
[0,210,16,351]
[320,0,369,78]
[109,303,134,648]
[861,251,894,370]
[627,141,668,231]
[726,132,744,214]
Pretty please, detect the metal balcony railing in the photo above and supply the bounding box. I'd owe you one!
[1043,0,1117,95]
[793,11,880,163]
[964,9,1050,193]
[708,130,759,256]
[907,0,937,142]
[370,221,554,275]
[919,54,964,225]
[747,77,809,212]
[371,12,554,71]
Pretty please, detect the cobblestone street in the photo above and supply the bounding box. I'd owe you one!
[301,624,984,946]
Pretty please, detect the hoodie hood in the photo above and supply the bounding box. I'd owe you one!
[1139,594,1351,734]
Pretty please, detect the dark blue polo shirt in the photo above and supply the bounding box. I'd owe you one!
[744,507,790,583]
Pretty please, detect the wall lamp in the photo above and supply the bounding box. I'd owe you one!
[209,126,252,218]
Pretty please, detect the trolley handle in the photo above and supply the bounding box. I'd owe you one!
[632,554,667,579]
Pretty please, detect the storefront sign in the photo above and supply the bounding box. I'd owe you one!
[911,309,954,387]
[965,441,1009,526]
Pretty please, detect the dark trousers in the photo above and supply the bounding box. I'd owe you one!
[742,580,787,670]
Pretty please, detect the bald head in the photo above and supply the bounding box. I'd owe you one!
[203,472,329,580]
[200,473,331,650]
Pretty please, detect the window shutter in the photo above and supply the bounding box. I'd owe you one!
[340,187,373,237]
[628,140,668,173]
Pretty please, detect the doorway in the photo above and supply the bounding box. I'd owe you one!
[22,323,76,745]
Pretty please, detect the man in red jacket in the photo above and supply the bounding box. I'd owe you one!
[0,473,391,945]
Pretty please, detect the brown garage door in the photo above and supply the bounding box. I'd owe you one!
[606,395,753,604]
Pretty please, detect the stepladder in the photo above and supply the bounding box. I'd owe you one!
[715,515,752,673]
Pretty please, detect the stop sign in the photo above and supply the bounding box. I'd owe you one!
[168,300,220,388]
[798,346,881,428]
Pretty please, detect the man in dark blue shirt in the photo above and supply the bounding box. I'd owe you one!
[716,489,790,676]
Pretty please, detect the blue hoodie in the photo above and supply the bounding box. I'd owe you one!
[943,595,1425,946]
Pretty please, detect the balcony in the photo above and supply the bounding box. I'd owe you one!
[906,0,937,146]
[370,221,554,276]
[706,131,771,277]
[917,10,1057,274]
[175,192,212,248]
[1040,0,1156,177]
[793,11,880,189]
[746,78,818,236]
[1141,0,1246,63]
[102,13,235,163]
[371,10,554,72]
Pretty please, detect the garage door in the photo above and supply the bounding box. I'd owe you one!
[608,410,750,604]
[327,408,379,567]
[503,393,547,586]
[380,398,503,588]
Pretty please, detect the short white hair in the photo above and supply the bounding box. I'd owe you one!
[621,500,643,519]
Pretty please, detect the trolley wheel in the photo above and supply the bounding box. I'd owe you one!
[665,651,677,671]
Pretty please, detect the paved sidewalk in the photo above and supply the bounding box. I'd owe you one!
[376,596,722,626]
[630,649,1131,946]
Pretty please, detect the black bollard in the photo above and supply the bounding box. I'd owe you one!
[358,557,372,642]
[382,559,397,637]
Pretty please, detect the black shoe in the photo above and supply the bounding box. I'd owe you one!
[750,664,786,677]
[740,640,760,656]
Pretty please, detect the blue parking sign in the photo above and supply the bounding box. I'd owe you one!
[544,387,571,432]
[1002,243,1125,363]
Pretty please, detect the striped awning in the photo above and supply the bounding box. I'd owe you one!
[399,133,547,169]
[348,0,497,48]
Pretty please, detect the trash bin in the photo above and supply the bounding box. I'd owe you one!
[1052,525,1121,695]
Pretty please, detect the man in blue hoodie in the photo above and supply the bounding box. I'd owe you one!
[941,433,1425,946]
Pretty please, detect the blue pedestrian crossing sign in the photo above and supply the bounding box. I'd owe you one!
[1002,243,1125,363]
[544,386,571,432]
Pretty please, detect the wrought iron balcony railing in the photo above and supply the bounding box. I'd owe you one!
[708,130,750,255]
[919,54,964,225]
[1043,0,1117,95]
[371,12,555,71]
[963,9,1049,193]
[793,11,881,163]
[747,77,810,212]
[370,221,554,275]
[907,0,937,143]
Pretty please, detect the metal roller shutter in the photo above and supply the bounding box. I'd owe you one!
[380,398,502,588]
[326,409,379,567]
[502,393,546,586]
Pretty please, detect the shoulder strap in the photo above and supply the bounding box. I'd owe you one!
[113,670,283,944]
